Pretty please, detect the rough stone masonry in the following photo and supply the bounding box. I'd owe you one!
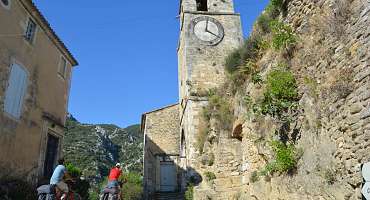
[193,0,370,199]
[142,0,369,199]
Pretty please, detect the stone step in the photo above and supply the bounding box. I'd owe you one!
[154,192,184,200]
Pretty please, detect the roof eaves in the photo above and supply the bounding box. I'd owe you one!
[142,103,179,116]
[21,0,78,66]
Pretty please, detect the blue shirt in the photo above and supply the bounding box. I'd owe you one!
[50,165,66,184]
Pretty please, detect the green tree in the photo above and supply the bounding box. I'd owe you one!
[119,172,143,200]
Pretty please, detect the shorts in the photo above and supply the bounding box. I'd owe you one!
[107,180,119,188]
[56,181,69,193]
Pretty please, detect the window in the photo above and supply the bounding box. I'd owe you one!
[25,18,37,43]
[0,0,11,9]
[58,57,67,78]
[196,0,208,11]
[4,62,28,119]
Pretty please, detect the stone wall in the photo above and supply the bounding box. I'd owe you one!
[178,12,243,100]
[0,0,74,183]
[192,0,370,199]
[180,0,234,13]
[143,104,180,155]
[178,0,244,190]
[142,104,181,198]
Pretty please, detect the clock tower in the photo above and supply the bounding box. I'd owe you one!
[178,0,244,183]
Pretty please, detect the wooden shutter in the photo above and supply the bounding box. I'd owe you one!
[4,63,28,119]
[59,57,67,78]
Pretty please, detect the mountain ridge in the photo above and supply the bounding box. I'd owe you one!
[63,115,143,185]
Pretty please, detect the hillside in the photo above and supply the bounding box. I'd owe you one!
[63,115,143,185]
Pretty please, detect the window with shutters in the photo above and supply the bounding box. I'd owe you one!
[25,18,37,43]
[4,63,28,119]
[58,56,67,78]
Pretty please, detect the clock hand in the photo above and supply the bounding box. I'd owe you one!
[206,29,220,38]
[205,19,209,32]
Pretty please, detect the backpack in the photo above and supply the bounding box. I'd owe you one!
[38,193,56,200]
[99,193,119,200]
[37,185,56,200]
[99,187,119,200]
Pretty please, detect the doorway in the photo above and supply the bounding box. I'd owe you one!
[160,162,177,192]
[43,134,60,178]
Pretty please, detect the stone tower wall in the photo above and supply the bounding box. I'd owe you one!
[180,0,234,13]
[177,0,244,185]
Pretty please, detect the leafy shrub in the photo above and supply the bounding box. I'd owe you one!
[73,179,90,200]
[260,68,298,117]
[185,184,194,200]
[89,191,99,200]
[270,141,298,172]
[257,13,273,34]
[65,163,91,199]
[204,172,216,182]
[261,141,299,175]
[119,172,143,200]
[243,95,253,107]
[270,20,296,50]
[225,36,261,74]
[271,0,284,9]
[257,1,281,34]
[66,163,82,178]
[225,49,242,74]
[259,162,275,177]
[239,60,258,76]
[257,39,270,52]
[251,73,263,85]
[265,2,281,19]
[203,93,234,131]
[240,36,261,62]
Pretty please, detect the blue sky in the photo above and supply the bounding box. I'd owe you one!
[33,0,269,128]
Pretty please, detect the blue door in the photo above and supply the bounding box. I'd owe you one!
[160,162,176,192]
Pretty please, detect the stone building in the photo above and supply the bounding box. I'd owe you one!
[141,104,182,198]
[142,0,243,198]
[0,0,78,184]
[177,0,243,177]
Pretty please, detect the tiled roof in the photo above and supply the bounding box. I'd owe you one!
[21,0,78,66]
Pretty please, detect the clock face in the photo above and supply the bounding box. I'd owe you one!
[191,16,224,46]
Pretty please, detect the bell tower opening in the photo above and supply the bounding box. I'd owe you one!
[196,0,208,11]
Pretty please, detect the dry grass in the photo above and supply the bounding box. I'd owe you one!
[322,68,354,101]
[312,0,351,40]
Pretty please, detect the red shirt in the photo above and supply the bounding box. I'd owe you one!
[108,167,121,181]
